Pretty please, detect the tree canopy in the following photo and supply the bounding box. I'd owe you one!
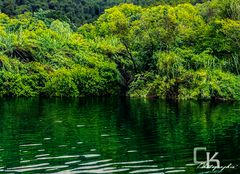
[0,0,206,26]
[0,0,239,100]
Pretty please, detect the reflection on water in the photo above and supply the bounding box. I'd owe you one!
[0,97,239,173]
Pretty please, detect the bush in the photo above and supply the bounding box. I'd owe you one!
[44,68,79,97]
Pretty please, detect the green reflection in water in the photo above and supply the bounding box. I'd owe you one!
[0,97,239,173]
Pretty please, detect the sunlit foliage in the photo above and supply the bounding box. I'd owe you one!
[0,0,239,100]
[0,0,205,26]
[80,2,240,100]
[0,13,120,97]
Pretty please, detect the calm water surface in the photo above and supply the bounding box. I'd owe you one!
[0,97,239,174]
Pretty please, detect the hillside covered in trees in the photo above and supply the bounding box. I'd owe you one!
[0,0,240,100]
[0,0,205,26]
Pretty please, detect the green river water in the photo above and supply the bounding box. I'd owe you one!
[0,97,239,173]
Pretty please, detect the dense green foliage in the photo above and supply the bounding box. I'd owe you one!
[0,0,205,26]
[0,13,120,97]
[0,0,240,100]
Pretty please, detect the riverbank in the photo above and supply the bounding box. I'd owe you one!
[0,1,240,100]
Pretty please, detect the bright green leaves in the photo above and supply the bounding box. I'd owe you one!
[156,51,185,79]
[178,70,240,100]
[0,13,121,97]
[77,2,240,100]
[95,4,142,37]
[0,1,240,100]
[44,68,79,97]
[0,72,40,97]
[44,64,120,97]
